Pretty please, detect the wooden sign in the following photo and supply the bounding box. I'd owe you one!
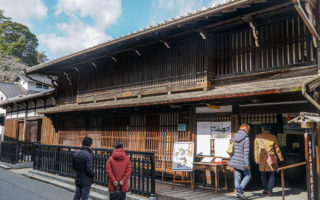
[177,123,186,132]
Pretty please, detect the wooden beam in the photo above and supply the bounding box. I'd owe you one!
[160,40,170,48]
[91,62,97,68]
[63,72,72,86]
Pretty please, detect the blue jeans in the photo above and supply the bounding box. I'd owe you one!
[235,169,251,193]
[260,171,275,193]
[73,184,91,200]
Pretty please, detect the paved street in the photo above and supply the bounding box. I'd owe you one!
[0,168,74,200]
[0,166,309,200]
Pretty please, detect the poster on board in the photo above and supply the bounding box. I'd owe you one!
[211,121,231,138]
[196,122,211,155]
[172,142,194,171]
[214,138,231,158]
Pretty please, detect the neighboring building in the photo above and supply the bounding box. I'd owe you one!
[0,74,54,141]
[0,82,35,141]
[14,74,53,92]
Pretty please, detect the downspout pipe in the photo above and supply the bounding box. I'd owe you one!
[302,76,320,110]
[291,0,320,74]
[293,0,320,110]
[291,0,320,42]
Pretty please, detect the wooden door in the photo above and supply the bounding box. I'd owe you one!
[23,120,42,142]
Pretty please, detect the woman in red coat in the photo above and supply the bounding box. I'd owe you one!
[106,143,132,199]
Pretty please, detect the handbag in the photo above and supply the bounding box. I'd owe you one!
[258,134,278,168]
[226,138,234,156]
[110,185,126,200]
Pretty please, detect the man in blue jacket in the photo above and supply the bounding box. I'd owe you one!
[229,124,251,200]
[72,137,95,200]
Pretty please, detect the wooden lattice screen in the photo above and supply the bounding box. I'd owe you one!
[56,113,194,175]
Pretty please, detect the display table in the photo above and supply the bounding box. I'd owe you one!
[193,162,228,193]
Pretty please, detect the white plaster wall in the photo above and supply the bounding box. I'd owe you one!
[27,110,35,117]
[17,110,25,118]
[0,108,6,115]
[0,91,7,115]
[0,126,4,136]
[27,82,44,92]
[19,79,29,90]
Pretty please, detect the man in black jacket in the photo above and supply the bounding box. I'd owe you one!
[72,137,95,200]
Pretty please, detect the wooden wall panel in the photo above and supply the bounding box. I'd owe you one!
[58,117,86,146]
[77,35,206,94]
[41,117,57,145]
[210,15,316,78]
[4,119,18,141]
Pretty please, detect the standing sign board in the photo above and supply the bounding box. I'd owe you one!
[172,142,194,171]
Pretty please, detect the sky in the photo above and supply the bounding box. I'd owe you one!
[0,0,224,60]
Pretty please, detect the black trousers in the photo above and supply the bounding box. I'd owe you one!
[73,184,91,200]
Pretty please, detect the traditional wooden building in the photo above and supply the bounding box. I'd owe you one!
[2,0,320,198]
[0,74,55,142]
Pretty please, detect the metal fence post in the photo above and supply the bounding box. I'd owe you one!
[14,143,19,164]
[0,142,2,161]
[33,144,36,169]
[31,143,35,162]
[55,147,60,174]
[150,153,157,199]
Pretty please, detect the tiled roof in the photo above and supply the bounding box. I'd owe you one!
[0,82,35,98]
[16,74,52,86]
[0,89,54,107]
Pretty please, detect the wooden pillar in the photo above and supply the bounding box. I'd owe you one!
[304,127,319,200]
[317,124,320,200]
[189,107,197,146]
[22,103,28,141]
[189,106,196,191]
[231,105,240,133]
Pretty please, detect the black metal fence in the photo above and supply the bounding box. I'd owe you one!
[33,144,155,197]
[0,141,34,164]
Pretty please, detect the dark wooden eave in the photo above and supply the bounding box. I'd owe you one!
[40,74,316,114]
[25,0,294,76]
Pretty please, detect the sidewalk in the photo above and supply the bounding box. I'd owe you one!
[3,166,308,200]
[23,169,148,200]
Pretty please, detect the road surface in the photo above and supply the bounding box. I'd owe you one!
[0,168,75,200]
